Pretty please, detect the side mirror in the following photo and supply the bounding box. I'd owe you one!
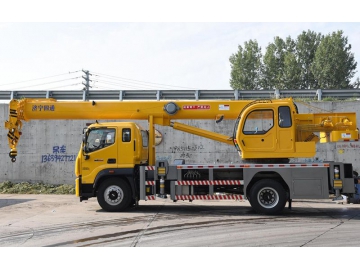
[83,146,90,160]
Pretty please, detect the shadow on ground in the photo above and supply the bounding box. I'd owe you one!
[0,199,35,208]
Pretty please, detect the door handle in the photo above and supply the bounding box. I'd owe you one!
[107,158,116,164]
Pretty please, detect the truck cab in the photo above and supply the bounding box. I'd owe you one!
[75,122,148,207]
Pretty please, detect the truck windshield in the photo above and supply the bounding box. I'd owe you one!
[85,128,116,153]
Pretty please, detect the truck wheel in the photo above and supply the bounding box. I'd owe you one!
[97,178,132,212]
[249,180,287,215]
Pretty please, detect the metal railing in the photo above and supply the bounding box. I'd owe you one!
[0,89,359,101]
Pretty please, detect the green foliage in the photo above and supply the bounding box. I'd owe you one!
[262,36,303,89]
[229,29,358,90]
[353,77,360,88]
[283,51,302,89]
[262,36,289,89]
[262,42,278,89]
[311,30,357,89]
[0,181,75,194]
[229,39,263,90]
[296,30,322,89]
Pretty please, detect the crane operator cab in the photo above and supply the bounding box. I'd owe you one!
[234,100,314,161]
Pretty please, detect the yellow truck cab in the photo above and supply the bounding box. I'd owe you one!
[75,122,148,210]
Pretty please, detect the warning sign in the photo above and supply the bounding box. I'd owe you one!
[219,104,230,110]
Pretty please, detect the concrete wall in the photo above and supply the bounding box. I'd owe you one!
[1,100,360,185]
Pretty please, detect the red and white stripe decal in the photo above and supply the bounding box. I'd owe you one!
[177,163,330,169]
[175,180,244,185]
[145,196,156,200]
[145,181,155,185]
[183,105,210,110]
[175,195,244,200]
[146,166,155,170]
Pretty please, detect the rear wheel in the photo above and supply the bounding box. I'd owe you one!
[97,178,132,212]
[249,180,287,215]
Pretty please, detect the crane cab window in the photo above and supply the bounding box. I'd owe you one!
[122,128,131,142]
[278,106,292,128]
[243,109,274,135]
[85,128,116,153]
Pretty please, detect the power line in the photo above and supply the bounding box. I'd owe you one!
[0,71,81,87]
[92,71,198,90]
[93,85,120,90]
[39,83,82,91]
[1,69,200,91]
[8,77,81,90]
[95,79,168,90]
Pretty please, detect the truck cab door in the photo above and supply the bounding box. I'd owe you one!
[81,127,117,184]
[277,106,294,152]
[240,109,276,156]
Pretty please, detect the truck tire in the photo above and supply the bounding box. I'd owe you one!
[249,180,287,215]
[97,178,132,212]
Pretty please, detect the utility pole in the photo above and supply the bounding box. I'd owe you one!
[82,69,92,101]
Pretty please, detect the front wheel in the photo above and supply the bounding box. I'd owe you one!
[249,180,287,215]
[97,178,132,212]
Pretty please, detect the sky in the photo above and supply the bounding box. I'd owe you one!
[0,1,359,91]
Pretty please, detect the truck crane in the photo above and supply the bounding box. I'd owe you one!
[4,97,359,214]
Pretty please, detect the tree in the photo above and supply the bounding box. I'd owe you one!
[311,30,357,89]
[229,30,358,91]
[229,40,263,90]
[261,42,278,89]
[353,77,360,89]
[295,30,322,89]
[282,51,302,89]
[262,36,299,89]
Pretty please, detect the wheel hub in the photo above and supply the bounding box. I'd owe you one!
[258,187,279,208]
[104,185,124,206]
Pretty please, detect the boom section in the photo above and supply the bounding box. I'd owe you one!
[7,98,256,121]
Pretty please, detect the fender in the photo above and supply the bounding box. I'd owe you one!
[93,168,136,198]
